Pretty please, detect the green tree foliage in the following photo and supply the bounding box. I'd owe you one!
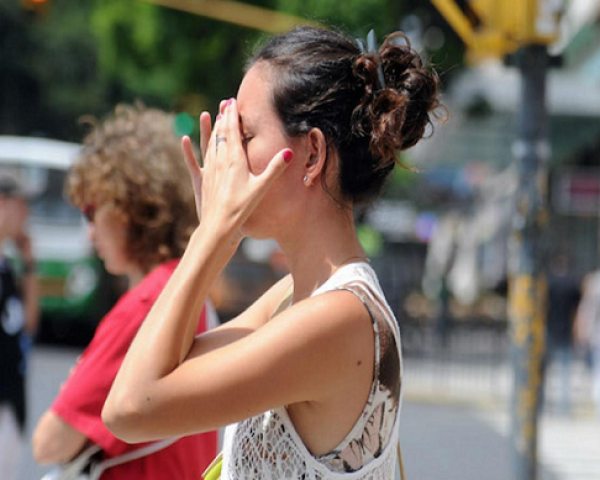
[0,0,463,141]
[0,1,41,135]
[90,0,258,114]
[88,0,404,117]
[30,1,106,118]
[1,0,106,139]
[275,0,400,34]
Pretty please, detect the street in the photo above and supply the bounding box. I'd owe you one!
[18,345,600,480]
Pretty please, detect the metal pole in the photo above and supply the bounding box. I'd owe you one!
[508,44,550,480]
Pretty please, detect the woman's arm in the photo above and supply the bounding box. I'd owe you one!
[103,287,374,443]
[32,411,87,464]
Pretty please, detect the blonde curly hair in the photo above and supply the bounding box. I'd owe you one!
[66,104,197,271]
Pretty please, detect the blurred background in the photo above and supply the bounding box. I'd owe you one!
[2,0,600,479]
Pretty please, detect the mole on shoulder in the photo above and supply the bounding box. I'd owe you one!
[357,360,363,366]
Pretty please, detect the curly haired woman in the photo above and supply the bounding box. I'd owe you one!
[32,105,218,480]
[104,28,443,479]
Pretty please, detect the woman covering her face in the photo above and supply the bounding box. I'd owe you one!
[104,28,443,479]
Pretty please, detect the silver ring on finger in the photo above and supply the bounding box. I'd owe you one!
[215,136,227,148]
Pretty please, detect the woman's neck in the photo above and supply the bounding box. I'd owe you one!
[278,204,366,304]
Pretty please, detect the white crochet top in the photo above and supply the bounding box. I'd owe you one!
[221,262,403,479]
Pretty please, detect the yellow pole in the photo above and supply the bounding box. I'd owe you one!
[430,0,475,47]
[141,0,317,33]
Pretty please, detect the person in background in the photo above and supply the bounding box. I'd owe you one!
[0,176,39,480]
[575,268,600,418]
[32,104,217,479]
[543,253,581,414]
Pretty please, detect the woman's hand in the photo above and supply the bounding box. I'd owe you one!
[182,98,293,241]
[182,111,213,221]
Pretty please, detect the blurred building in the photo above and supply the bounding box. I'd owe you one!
[409,1,600,290]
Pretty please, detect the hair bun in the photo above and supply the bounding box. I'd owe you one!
[352,33,443,168]
[249,26,444,206]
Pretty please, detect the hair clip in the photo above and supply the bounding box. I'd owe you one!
[356,29,386,89]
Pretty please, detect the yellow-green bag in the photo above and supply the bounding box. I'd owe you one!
[202,452,223,480]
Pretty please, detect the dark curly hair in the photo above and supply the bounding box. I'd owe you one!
[66,104,197,271]
[248,27,445,205]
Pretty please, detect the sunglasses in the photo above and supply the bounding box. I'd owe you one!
[82,204,95,222]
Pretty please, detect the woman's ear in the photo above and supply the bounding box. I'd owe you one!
[303,128,327,187]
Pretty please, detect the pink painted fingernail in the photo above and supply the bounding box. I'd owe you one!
[216,114,222,121]
[226,98,234,106]
[283,149,294,163]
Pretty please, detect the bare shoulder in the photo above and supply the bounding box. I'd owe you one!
[257,288,375,399]
[288,288,373,333]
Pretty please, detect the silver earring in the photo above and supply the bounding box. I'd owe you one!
[303,175,308,183]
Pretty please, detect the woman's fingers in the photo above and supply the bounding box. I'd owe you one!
[182,136,201,178]
[213,102,229,162]
[199,112,212,165]
[182,136,204,220]
[224,98,243,155]
[203,109,223,173]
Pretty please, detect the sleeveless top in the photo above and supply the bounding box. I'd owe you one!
[221,262,403,479]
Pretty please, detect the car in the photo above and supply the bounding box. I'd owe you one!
[0,135,118,343]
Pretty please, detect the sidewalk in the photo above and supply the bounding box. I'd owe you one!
[481,409,600,480]
[399,400,600,480]
[402,356,599,480]
[403,354,595,415]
